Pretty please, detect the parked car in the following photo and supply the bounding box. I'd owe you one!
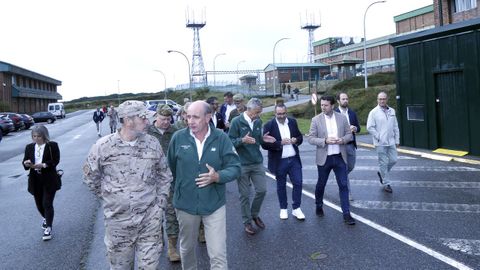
[0,115,15,135]
[32,112,56,124]
[20,114,35,129]
[0,112,25,131]
[144,99,180,113]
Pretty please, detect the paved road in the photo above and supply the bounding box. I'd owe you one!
[1,105,479,269]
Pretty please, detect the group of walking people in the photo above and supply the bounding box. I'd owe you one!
[21,90,399,269]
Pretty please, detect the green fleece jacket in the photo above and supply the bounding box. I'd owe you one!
[167,125,241,215]
[228,113,265,165]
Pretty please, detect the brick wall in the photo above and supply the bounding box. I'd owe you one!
[434,0,480,26]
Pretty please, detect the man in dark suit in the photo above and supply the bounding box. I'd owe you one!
[219,92,235,131]
[335,92,361,200]
[262,104,305,220]
[206,96,226,131]
[307,95,355,225]
[93,108,105,137]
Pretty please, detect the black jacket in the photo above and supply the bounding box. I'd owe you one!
[22,141,61,194]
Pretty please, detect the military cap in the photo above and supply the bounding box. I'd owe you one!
[117,100,155,118]
[233,93,244,102]
[157,104,173,116]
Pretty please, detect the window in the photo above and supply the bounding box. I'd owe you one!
[407,105,425,121]
[454,0,477,12]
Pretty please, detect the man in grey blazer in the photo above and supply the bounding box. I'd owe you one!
[307,95,355,225]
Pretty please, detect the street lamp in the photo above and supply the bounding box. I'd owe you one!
[117,80,120,106]
[236,60,245,86]
[153,69,167,99]
[363,0,386,89]
[213,53,226,88]
[2,82,6,102]
[167,50,192,101]
[273,37,290,97]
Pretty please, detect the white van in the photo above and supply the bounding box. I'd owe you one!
[48,103,66,118]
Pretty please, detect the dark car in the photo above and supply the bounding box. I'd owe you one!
[0,115,15,135]
[0,112,25,131]
[20,114,35,129]
[32,112,56,124]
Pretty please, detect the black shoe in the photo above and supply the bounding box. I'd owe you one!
[244,223,256,235]
[41,219,47,230]
[316,207,324,217]
[384,185,393,193]
[377,171,384,184]
[343,214,356,225]
[253,217,265,229]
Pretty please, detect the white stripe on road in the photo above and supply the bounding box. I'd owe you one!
[350,200,480,213]
[440,238,480,256]
[302,165,480,172]
[302,155,417,160]
[73,135,81,140]
[302,179,480,189]
[265,172,474,270]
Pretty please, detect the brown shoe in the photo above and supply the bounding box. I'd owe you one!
[253,217,265,229]
[244,223,256,235]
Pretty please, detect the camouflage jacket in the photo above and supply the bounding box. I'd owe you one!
[147,123,177,156]
[83,131,171,220]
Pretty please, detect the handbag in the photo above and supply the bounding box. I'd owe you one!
[48,143,62,190]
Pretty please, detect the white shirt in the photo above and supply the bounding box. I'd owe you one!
[324,113,340,155]
[243,112,255,130]
[225,104,236,123]
[212,113,218,127]
[338,107,351,126]
[190,126,211,160]
[35,143,45,165]
[276,118,296,158]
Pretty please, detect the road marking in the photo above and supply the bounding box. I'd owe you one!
[73,135,82,140]
[301,179,480,189]
[440,238,480,256]
[302,165,480,172]
[302,155,416,160]
[265,171,474,270]
[350,200,480,213]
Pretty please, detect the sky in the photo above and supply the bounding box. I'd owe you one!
[0,0,432,101]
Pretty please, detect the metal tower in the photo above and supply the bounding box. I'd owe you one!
[301,11,321,63]
[186,8,206,87]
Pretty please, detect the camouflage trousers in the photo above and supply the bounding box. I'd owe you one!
[165,189,179,237]
[104,203,164,270]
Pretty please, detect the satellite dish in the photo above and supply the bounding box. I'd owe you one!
[353,36,362,44]
[341,36,351,45]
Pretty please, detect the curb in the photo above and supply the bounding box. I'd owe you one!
[357,142,480,165]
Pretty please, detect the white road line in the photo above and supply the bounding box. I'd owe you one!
[302,155,417,160]
[302,165,480,172]
[73,135,82,140]
[440,238,480,256]
[304,179,480,189]
[265,171,474,270]
[350,200,480,213]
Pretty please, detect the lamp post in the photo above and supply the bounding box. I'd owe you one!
[153,69,167,99]
[363,0,386,89]
[117,80,120,106]
[167,50,192,101]
[2,82,5,102]
[213,53,226,88]
[236,60,245,86]
[273,37,290,97]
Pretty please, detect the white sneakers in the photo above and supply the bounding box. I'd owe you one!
[292,208,305,220]
[280,208,306,220]
[43,227,52,241]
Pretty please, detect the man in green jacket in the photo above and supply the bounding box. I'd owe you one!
[228,98,276,235]
[167,101,240,270]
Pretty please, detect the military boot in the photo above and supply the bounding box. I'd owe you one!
[167,237,181,262]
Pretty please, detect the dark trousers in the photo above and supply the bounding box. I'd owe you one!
[275,156,303,209]
[33,185,56,227]
[315,154,350,215]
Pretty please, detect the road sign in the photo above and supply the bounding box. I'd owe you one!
[311,93,317,105]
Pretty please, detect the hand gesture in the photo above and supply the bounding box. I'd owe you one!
[242,132,256,144]
[196,163,219,188]
[350,125,357,133]
[262,132,276,143]
[281,138,291,145]
[23,160,32,168]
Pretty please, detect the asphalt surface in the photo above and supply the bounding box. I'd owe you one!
[1,100,479,270]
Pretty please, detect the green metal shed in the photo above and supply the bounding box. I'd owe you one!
[390,18,480,156]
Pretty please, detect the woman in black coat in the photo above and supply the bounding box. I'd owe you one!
[22,125,60,241]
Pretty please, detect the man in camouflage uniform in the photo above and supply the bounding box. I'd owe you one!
[147,104,181,262]
[228,94,246,123]
[107,105,119,134]
[83,100,171,270]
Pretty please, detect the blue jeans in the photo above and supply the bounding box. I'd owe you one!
[275,156,303,209]
[376,145,398,186]
[315,154,350,215]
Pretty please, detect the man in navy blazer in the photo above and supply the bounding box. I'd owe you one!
[262,103,305,220]
[335,92,361,200]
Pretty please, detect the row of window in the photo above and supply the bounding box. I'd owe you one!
[11,75,56,92]
[454,0,477,12]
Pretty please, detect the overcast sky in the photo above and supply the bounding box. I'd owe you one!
[0,0,432,101]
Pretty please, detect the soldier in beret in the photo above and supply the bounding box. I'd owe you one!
[83,100,171,269]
